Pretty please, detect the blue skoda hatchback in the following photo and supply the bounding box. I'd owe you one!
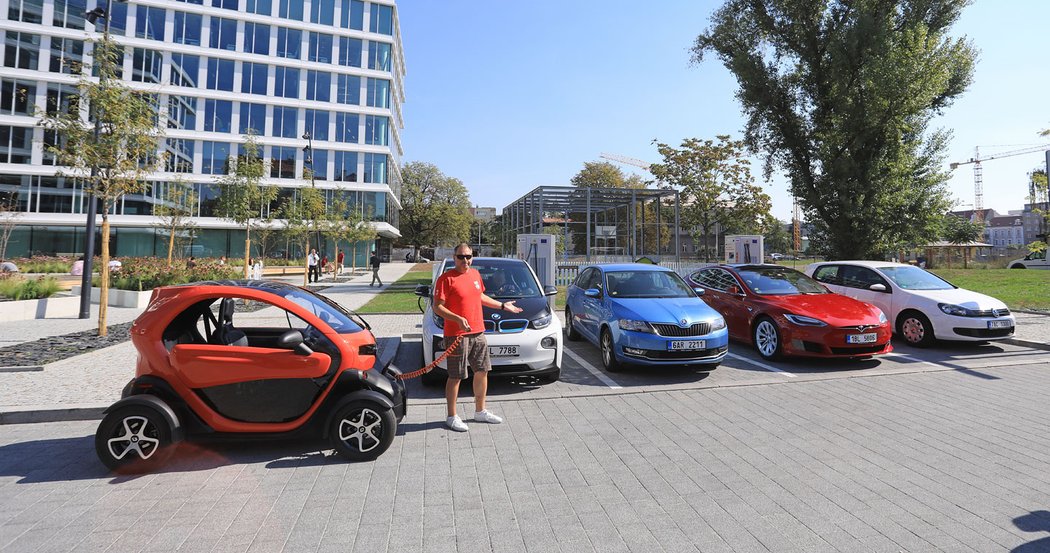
[565,264,729,372]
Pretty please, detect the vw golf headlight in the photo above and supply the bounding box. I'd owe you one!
[618,319,653,333]
[711,317,727,331]
[784,314,827,327]
[532,311,552,329]
[938,303,969,317]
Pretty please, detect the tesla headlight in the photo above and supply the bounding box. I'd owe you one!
[532,311,552,329]
[938,303,969,317]
[618,319,653,333]
[784,314,828,327]
[711,317,727,331]
[876,309,888,324]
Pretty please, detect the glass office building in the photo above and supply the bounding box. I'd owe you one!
[0,0,405,262]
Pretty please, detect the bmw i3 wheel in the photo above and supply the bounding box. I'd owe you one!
[330,400,396,462]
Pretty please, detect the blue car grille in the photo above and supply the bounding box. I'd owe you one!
[651,322,711,337]
[483,319,529,334]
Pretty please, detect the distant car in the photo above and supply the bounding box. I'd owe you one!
[416,257,562,385]
[769,253,784,261]
[565,264,728,372]
[805,260,1015,347]
[1007,251,1050,269]
[687,264,892,361]
[94,281,406,472]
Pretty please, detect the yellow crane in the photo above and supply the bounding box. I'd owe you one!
[949,144,1050,221]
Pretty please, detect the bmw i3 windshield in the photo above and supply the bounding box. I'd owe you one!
[473,260,542,299]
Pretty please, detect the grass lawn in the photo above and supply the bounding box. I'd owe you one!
[930,269,1050,311]
[354,269,432,313]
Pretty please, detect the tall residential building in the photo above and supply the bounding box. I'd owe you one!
[0,0,404,263]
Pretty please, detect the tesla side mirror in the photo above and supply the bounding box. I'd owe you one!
[584,288,601,298]
[869,283,888,293]
[726,284,743,296]
[693,287,706,296]
[277,329,313,356]
[544,285,558,296]
[414,284,431,298]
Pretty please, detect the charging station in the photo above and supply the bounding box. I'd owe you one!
[516,234,556,308]
[724,235,764,264]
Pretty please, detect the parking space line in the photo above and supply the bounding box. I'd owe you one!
[563,348,622,389]
[726,353,797,377]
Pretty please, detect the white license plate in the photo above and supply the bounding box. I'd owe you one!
[489,346,518,357]
[846,333,878,344]
[669,340,705,351]
[988,320,1013,329]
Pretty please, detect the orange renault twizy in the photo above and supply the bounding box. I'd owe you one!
[94,280,406,472]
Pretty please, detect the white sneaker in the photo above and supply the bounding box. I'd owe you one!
[474,410,503,424]
[446,415,469,432]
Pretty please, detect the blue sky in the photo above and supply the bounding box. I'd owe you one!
[398,1,1050,222]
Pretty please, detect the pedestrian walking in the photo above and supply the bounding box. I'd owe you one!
[308,249,320,283]
[432,243,523,432]
[336,250,345,276]
[369,251,383,286]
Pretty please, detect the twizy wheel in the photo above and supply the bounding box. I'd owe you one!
[329,400,396,462]
[95,404,175,472]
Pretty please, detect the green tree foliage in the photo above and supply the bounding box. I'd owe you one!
[762,216,792,255]
[399,162,472,258]
[570,161,647,189]
[152,178,197,266]
[37,37,164,336]
[939,212,984,267]
[1029,169,1049,252]
[693,0,977,260]
[650,136,772,262]
[215,132,277,278]
[281,186,327,286]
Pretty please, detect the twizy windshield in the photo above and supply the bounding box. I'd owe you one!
[606,270,695,298]
[269,287,366,333]
[877,266,955,291]
[737,267,828,295]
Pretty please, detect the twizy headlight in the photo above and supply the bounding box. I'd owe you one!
[784,314,827,326]
[618,319,653,333]
[938,303,969,317]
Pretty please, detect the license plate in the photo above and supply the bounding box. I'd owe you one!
[988,320,1013,329]
[489,346,518,357]
[846,333,878,344]
[669,340,705,351]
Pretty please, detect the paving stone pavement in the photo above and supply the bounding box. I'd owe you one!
[2,362,1050,552]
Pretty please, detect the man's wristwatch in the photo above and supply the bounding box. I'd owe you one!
[500,302,505,311]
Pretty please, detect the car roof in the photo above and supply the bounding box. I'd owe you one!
[722,263,787,270]
[589,263,672,272]
[171,279,300,293]
[808,260,908,268]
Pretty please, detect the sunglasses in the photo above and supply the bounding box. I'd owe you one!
[455,254,473,260]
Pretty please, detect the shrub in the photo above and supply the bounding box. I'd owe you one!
[101,257,239,291]
[0,275,62,300]
[11,256,75,274]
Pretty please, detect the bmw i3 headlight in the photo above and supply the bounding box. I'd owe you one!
[532,311,552,329]
[938,303,969,317]
[618,319,653,333]
[711,317,727,331]
[784,314,828,326]
[432,312,445,329]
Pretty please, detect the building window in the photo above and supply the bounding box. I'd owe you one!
[310,0,334,25]
[46,83,78,116]
[42,130,69,166]
[53,0,86,29]
[366,78,390,108]
[363,153,386,184]
[307,149,328,180]
[336,74,360,105]
[4,32,40,70]
[274,66,300,98]
[210,17,238,51]
[368,41,391,72]
[239,102,266,135]
[0,80,35,116]
[334,151,357,182]
[306,70,331,102]
[247,0,272,15]
[206,58,236,91]
[165,139,195,173]
[369,4,394,35]
[174,11,203,46]
[212,0,238,10]
[202,141,231,174]
[340,0,364,30]
[241,62,269,95]
[131,48,163,83]
[49,37,84,74]
[135,5,167,41]
[335,113,358,143]
[272,106,297,138]
[244,22,270,55]
[204,99,233,133]
[337,37,362,68]
[168,95,198,130]
[364,115,388,146]
[278,0,303,21]
[106,2,129,35]
[277,27,302,59]
[9,0,43,24]
[170,53,200,88]
[270,145,296,178]
[304,109,329,141]
[308,32,333,64]
[0,126,32,164]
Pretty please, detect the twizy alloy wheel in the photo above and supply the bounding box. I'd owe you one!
[564,308,581,341]
[753,318,782,361]
[600,329,623,373]
[898,311,935,348]
[330,400,396,462]
[95,405,175,472]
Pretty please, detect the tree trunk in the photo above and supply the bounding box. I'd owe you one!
[167,229,175,266]
[244,227,251,279]
[99,215,110,337]
[303,238,310,287]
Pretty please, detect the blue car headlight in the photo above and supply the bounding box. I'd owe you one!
[938,303,969,317]
[784,313,827,327]
[532,311,552,329]
[711,317,726,331]
[618,319,653,333]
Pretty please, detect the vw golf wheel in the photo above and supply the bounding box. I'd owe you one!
[898,311,934,348]
[330,400,396,462]
[753,318,782,361]
[95,405,175,473]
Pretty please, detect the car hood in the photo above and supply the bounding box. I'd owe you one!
[902,287,1008,309]
[770,294,885,326]
[482,296,551,321]
[612,297,719,325]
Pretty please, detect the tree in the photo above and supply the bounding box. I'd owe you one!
[650,136,772,262]
[0,194,21,261]
[762,216,792,255]
[153,178,197,266]
[38,37,164,336]
[281,185,327,286]
[399,162,473,259]
[940,212,984,268]
[1029,168,1049,251]
[570,161,647,189]
[693,0,976,260]
[215,131,277,278]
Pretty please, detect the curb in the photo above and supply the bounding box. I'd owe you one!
[0,405,107,425]
[1002,338,1050,352]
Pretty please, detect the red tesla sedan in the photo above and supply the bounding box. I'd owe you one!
[687,265,892,360]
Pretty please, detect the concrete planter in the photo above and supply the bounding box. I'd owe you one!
[0,295,81,321]
[70,286,154,309]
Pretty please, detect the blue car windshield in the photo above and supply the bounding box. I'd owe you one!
[606,270,695,298]
[737,267,828,295]
[877,266,954,290]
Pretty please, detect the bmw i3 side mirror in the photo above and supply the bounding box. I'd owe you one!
[277,329,313,356]
[414,285,431,298]
[544,285,558,296]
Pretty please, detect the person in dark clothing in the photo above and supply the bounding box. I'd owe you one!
[369,252,382,286]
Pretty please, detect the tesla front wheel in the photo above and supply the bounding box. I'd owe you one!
[564,308,581,341]
[600,329,623,373]
[898,311,935,348]
[753,318,783,361]
[95,405,175,473]
[330,400,396,462]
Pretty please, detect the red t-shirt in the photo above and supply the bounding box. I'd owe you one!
[434,268,486,337]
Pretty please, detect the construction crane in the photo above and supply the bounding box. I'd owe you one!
[949,144,1050,218]
[599,152,653,171]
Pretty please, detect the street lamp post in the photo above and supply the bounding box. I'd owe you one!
[302,132,321,252]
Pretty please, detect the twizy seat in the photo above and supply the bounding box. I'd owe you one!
[217,299,248,347]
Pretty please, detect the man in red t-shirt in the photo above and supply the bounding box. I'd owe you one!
[433,243,523,432]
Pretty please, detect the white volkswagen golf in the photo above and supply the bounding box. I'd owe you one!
[415,257,563,385]
[804,260,1015,347]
